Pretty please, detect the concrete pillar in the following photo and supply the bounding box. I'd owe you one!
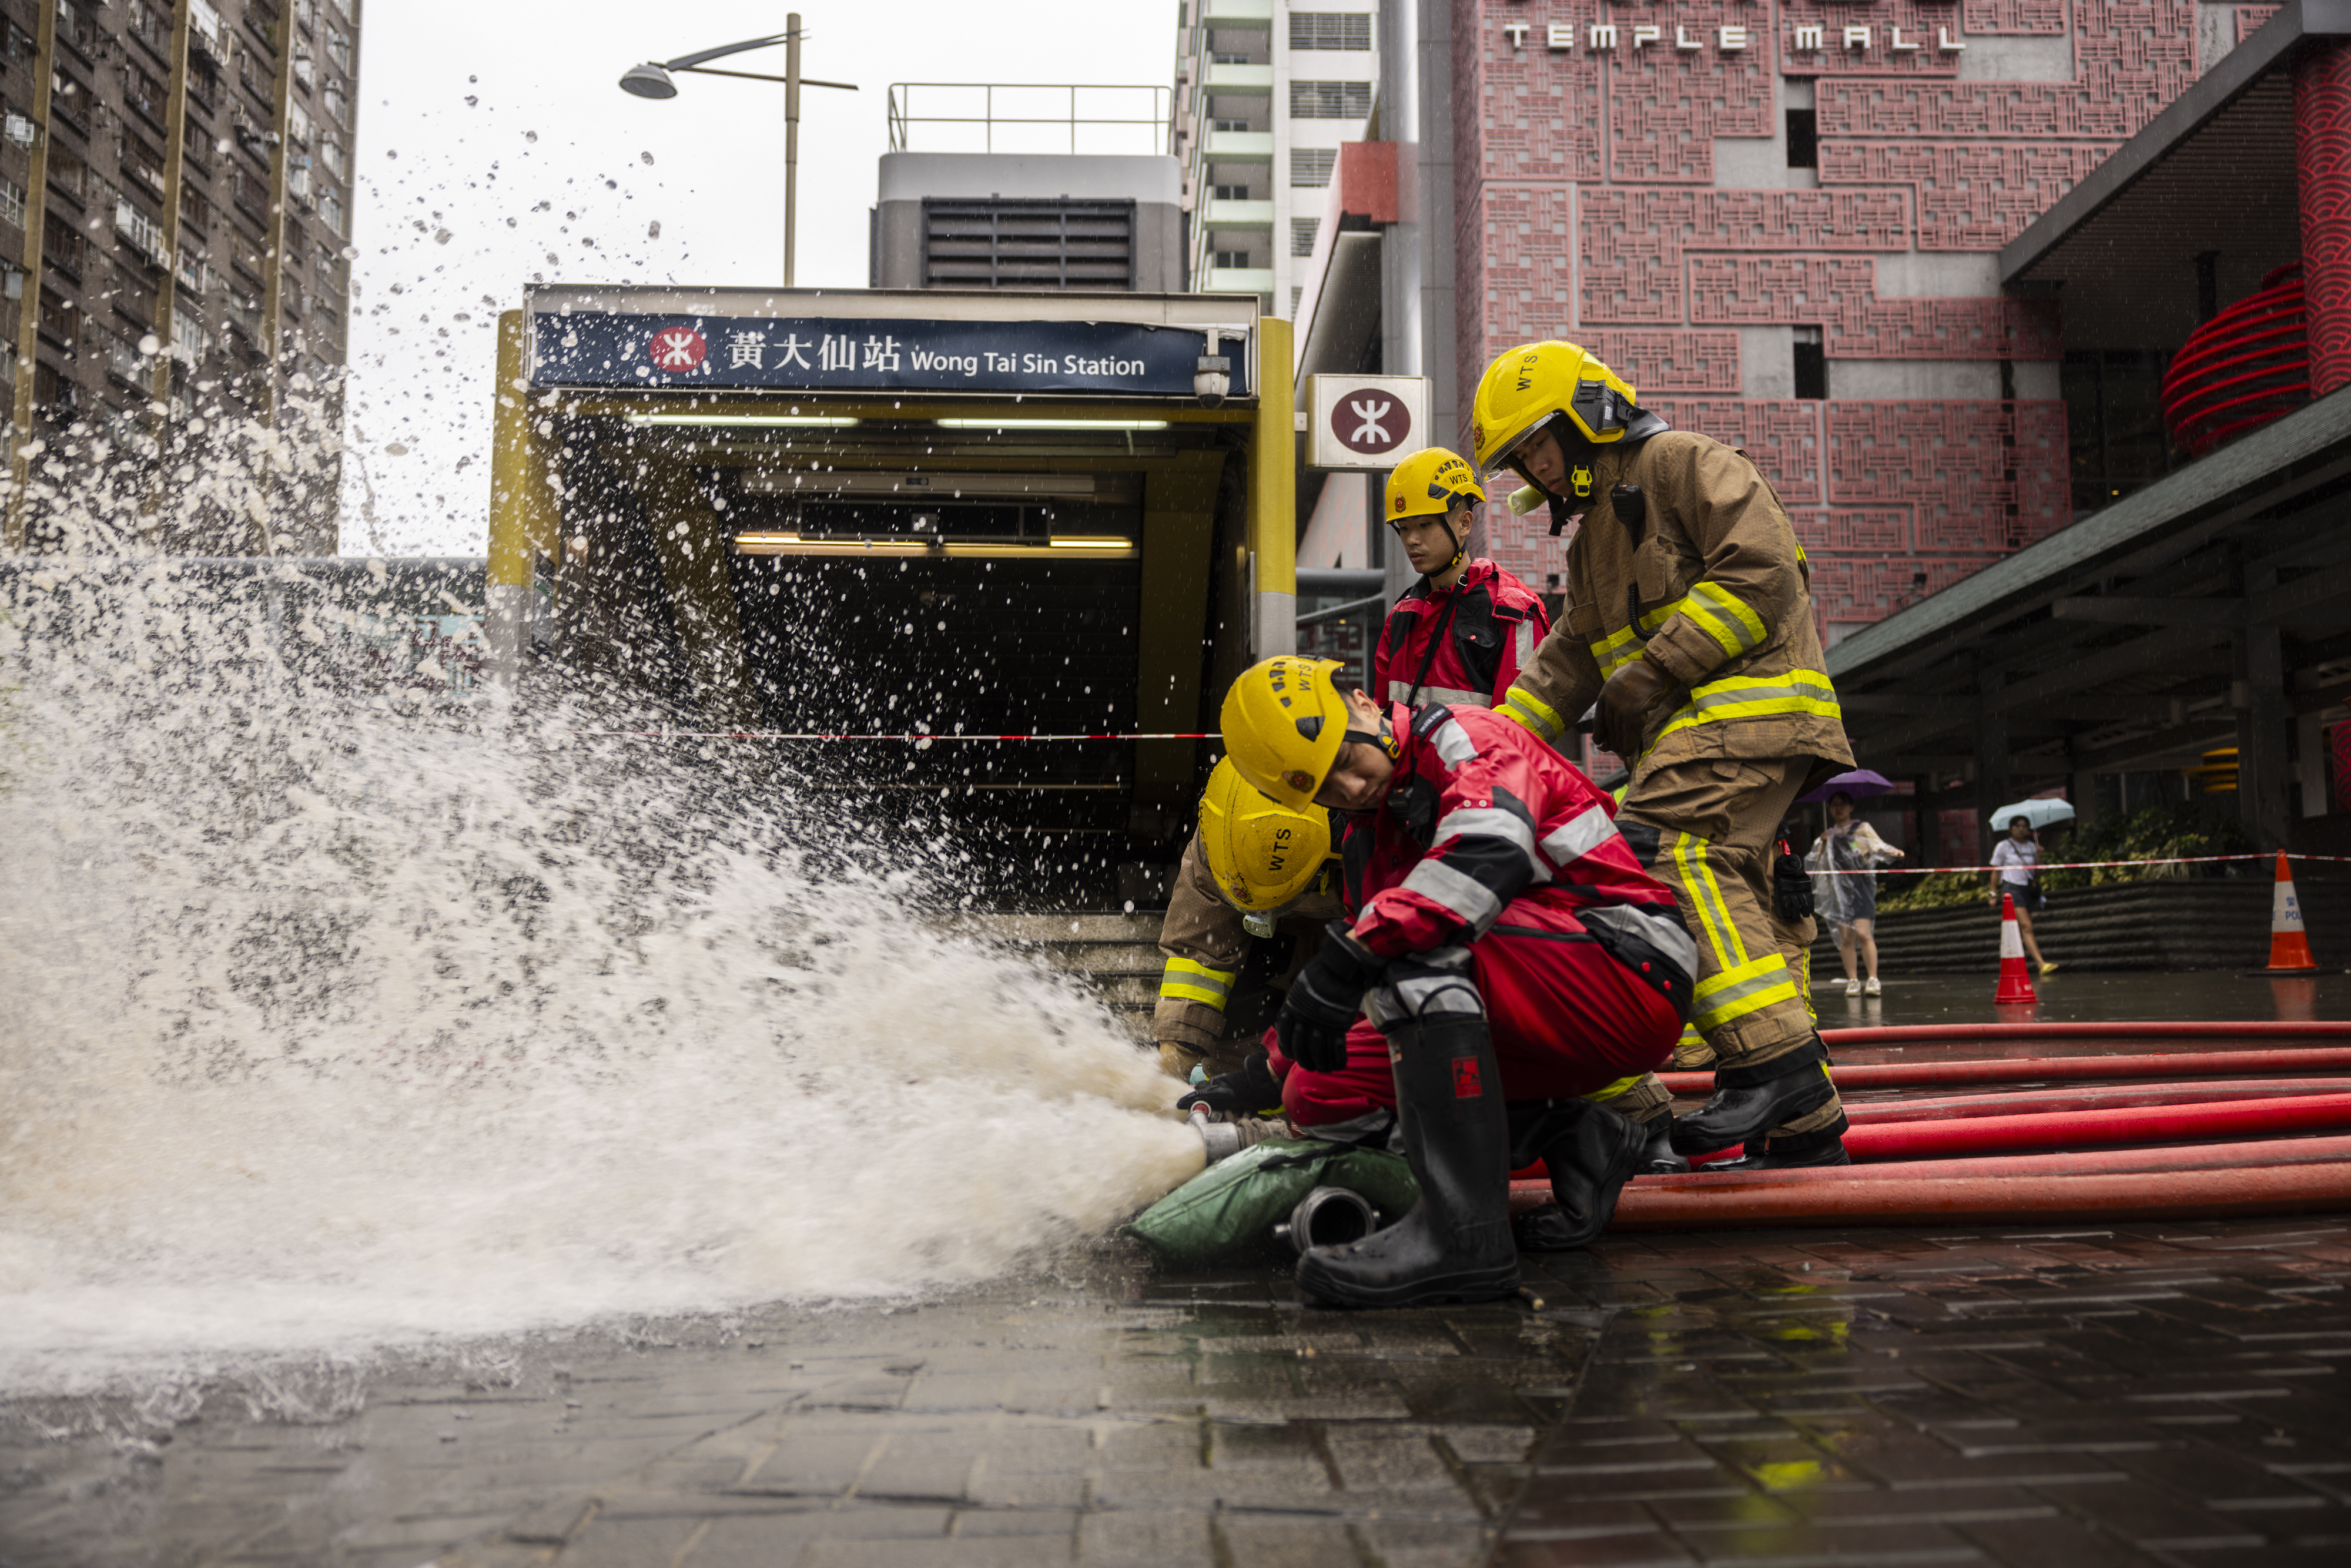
[1974,669,2011,860]
[2296,38,2351,397]
[2237,567,2293,850]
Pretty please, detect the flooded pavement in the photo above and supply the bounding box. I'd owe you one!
[4,1208,2349,1565]
[1810,970,2351,1028]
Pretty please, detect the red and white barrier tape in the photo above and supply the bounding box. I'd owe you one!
[1813,852,2351,875]
[568,729,1215,742]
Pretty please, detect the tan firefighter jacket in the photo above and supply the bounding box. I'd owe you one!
[1498,428,1856,774]
[1154,832,1345,1059]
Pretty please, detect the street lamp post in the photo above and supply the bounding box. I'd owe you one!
[617,15,856,287]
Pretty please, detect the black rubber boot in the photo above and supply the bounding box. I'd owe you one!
[1707,1115,1852,1171]
[1501,1098,1647,1254]
[1668,1036,1837,1157]
[1639,1114,1690,1175]
[1295,1014,1520,1308]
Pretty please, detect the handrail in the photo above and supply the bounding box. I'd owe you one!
[886,82,1171,154]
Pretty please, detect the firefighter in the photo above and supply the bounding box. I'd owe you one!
[1149,447,1545,1083]
[1373,447,1550,711]
[1151,759,1347,1083]
[1469,340,1856,1168]
[1204,656,1695,1308]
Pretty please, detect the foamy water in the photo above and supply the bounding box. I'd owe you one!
[0,565,1200,1395]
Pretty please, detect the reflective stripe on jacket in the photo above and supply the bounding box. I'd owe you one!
[1373,558,1550,712]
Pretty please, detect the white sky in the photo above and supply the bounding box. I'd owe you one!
[339,0,1175,557]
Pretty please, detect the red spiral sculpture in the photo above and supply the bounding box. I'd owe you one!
[2159,263,2312,458]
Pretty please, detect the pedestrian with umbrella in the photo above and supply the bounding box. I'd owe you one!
[1986,798,2074,977]
[1800,770,1904,996]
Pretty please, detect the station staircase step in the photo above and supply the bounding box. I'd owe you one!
[949,909,1168,1041]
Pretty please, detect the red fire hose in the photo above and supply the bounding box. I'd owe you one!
[1504,1162,2351,1229]
[1841,1079,2351,1124]
[1658,1047,2351,1094]
[1824,1021,2351,1047]
[1834,1091,2351,1162]
[1636,1133,2351,1184]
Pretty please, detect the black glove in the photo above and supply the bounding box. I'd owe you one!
[1176,1051,1284,1115]
[1275,922,1384,1074]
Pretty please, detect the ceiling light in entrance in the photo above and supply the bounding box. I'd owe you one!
[733,532,1137,561]
[933,418,1169,431]
[626,413,862,428]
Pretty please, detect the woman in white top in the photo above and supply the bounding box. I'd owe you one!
[1987,815,2058,976]
[1808,790,1904,997]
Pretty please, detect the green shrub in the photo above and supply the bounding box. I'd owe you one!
[1874,802,2252,914]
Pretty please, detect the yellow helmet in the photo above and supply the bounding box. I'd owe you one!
[1383,447,1485,522]
[1470,340,1643,475]
[1197,759,1334,914]
[1219,656,1351,810]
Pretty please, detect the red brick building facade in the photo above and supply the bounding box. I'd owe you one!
[1456,0,2276,642]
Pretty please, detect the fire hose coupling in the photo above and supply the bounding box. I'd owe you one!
[1271,1185,1380,1255]
[1709,1033,1831,1091]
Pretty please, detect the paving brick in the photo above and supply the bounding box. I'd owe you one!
[2030,1478,2262,1550]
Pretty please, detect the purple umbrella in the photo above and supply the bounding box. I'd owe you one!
[1799,768,1896,804]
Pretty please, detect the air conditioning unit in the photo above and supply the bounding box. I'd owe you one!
[4,113,36,148]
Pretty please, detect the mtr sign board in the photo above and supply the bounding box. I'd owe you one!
[1307,375,1431,470]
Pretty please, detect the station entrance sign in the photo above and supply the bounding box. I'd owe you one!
[529,313,1249,399]
[1305,374,1430,470]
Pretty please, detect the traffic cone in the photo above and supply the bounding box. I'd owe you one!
[2251,851,2319,974]
[1995,893,2038,1003]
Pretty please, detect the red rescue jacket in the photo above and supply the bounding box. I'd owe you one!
[1341,702,1696,1013]
[1372,558,1549,712]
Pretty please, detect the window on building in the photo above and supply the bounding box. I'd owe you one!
[1785,109,1818,169]
[1290,13,1373,51]
[1210,116,1252,133]
[319,190,344,236]
[2063,348,2178,516]
[1211,249,1252,270]
[126,0,170,55]
[230,229,264,282]
[1291,286,1303,316]
[0,176,22,230]
[1210,182,1251,201]
[289,100,313,145]
[1291,217,1319,257]
[1210,52,1253,65]
[327,28,351,75]
[1792,328,1825,400]
[43,209,85,278]
[191,0,227,51]
[1291,148,1335,187]
[128,66,166,124]
[48,143,86,202]
[323,82,347,125]
[179,181,212,233]
[37,287,77,348]
[320,137,347,178]
[6,20,33,65]
[1290,81,1372,119]
[122,136,167,197]
[56,0,98,52]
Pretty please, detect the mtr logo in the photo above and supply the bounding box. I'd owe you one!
[648,326,708,372]
[1327,386,1412,458]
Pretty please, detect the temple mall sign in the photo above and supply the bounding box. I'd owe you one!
[1499,19,1967,57]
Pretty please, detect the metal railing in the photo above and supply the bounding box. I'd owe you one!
[886,83,1171,155]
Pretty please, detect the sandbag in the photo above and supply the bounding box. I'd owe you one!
[1124,1137,1419,1268]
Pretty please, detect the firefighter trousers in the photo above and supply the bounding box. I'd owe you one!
[1617,754,1843,1141]
[1270,900,1682,1130]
